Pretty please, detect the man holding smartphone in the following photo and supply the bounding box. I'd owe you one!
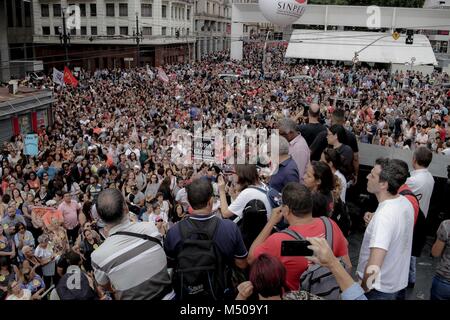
[248,183,351,292]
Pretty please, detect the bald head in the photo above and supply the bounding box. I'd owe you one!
[97,189,126,225]
[308,103,320,118]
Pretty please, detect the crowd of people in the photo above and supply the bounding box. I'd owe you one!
[0,42,449,300]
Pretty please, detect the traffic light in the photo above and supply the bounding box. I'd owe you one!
[175,29,180,38]
[406,29,414,45]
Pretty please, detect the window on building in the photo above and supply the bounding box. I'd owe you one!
[54,26,60,35]
[106,3,115,17]
[7,0,13,27]
[24,1,32,27]
[70,28,76,36]
[162,27,167,35]
[441,41,448,53]
[80,4,86,17]
[90,3,97,16]
[162,5,167,18]
[213,4,216,15]
[42,26,50,35]
[143,27,152,36]
[187,8,190,20]
[14,0,22,27]
[53,4,61,17]
[120,26,128,35]
[41,4,49,17]
[187,28,189,36]
[91,26,98,35]
[207,2,210,14]
[141,3,152,17]
[119,3,128,17]
[81,26,87,35]
[107,26,115,35]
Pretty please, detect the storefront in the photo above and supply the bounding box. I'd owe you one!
[0,89,54,143]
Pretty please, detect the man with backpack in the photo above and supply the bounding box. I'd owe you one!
[164,178,248,301]
[248,183,351,294]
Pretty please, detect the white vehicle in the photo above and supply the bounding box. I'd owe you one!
[218,74,241,81]
[289,75,314,82]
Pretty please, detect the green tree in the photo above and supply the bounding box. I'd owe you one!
[308,0,426,7]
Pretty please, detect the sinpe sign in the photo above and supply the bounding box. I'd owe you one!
[259,0,308,26]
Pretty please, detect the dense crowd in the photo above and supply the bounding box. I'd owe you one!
[0,43,449,300]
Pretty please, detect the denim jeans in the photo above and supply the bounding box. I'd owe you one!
[408,256,417,284]
[365,289,400,300]
[430,275,450,300]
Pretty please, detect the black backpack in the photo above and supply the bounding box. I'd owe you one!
[173,217,229,301]
[237,199,268,250]
[399,189,427,257]
[331,199,352,237]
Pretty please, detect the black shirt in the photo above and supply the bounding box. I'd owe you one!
[298,123,328,147]
[310,128,359,161]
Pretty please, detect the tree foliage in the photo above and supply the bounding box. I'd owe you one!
[308,0,426,7]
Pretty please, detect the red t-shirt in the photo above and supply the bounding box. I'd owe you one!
[398,185,419,225]
[253,218,348,291]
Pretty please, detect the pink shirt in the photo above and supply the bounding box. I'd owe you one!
[289,134,310,184]
[57,200,81,230]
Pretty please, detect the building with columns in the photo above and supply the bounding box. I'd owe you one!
[31,0,195,70]
[193,0,231,59]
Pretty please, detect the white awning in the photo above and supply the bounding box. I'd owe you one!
[286,30,438,65]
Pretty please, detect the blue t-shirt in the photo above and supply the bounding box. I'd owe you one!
[164,214,248,264]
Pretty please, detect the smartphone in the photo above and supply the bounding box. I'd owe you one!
[281,240,313,256]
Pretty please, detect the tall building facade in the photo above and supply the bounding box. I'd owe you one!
[193,0,231,59]
[32,0,195,70]
[1,0,34,82]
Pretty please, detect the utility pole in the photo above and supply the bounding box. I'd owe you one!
[60,9,70,66]
[133,13,143,67]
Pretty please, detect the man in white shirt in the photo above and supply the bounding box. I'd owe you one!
[357,158,414,300]
[405,146,435,288]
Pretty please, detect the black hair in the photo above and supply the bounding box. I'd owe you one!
[413,146,433,168]
[310,161,335,196]
[281,183,313,217]
[375,158,409,195]
[186,178,213,210]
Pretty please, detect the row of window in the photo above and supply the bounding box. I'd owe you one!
[41,3,190,20]
[196,1,230,17]
[41,26,190,37]
[195,21,229,33]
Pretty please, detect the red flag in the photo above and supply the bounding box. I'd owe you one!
[64,66,78,87]
[156,67,169,83]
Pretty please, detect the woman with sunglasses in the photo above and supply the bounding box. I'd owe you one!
[13,222,35,263]
[27,172,41,193]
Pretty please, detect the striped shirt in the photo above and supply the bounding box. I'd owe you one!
[91,220,173,300]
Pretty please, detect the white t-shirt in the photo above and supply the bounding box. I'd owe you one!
[406,168,435,218]
[356,196,414,293]
[228,184,272,219]
[335,170,347,203]
[6,289,32,300]
[175,188,189,210]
